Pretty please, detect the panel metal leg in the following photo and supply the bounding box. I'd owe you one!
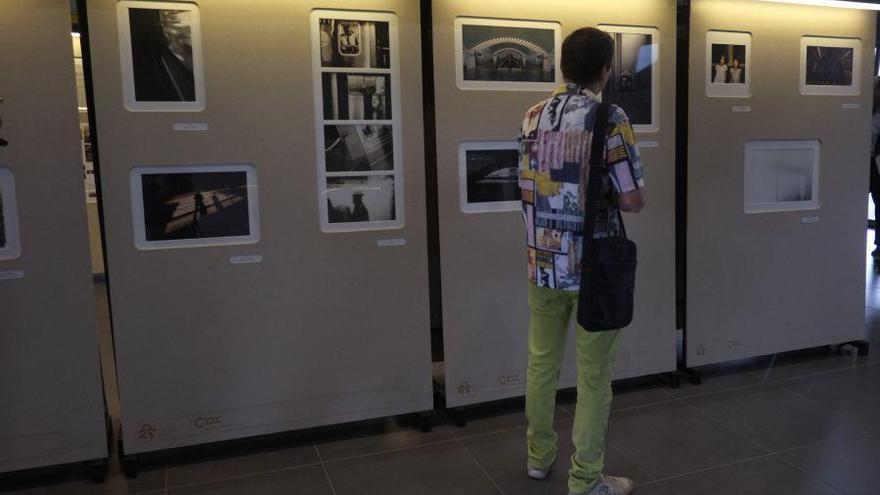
[837,340,871,356]
[418,411,434,433]
[88,458,109,483]
[662,371,681,389]
[679,366,702,385]
[446,407,466,428]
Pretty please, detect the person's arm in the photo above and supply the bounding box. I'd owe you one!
[605,107,646,213]
[618,188,645,213]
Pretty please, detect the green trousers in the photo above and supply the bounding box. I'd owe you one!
[525,283,622,494]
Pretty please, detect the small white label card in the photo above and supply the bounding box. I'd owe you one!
[732,105,752,113]
[842,103,860,109]
[172,122,209,131]
[230,255,263,264]
[801,216,821,224]
[377,238,407,247]
[0,270,25,280]
[638,140,659,148]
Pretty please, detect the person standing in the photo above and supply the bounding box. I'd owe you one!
[729,58,744,84]
[519,28,645,495]
[713,54,728,83]
[870,77,880,257]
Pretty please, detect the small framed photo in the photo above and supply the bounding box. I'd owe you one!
[322,73,392,120]
[116,1,206,112]
[318,17,391,69]
[129,164,260,250]
[744,140,820,214]
[455,17,561,91]
[323,124,394,172]
[458,141,521,213]
[800,36,861,96]
[322,175,399,230]
[0,168,22,260]
[706,31,752,98]
[598,25,660,133]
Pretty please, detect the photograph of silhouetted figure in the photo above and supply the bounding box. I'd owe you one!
[141,171,250,242]
[128,7,196,102]
[805,45,854,86]
[325,175,395,224]
[605,30,656,126]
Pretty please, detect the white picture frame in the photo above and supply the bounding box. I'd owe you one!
[744,140,820,214]
[129,164,260,250]
[0,168,22,261]
[598,24,660,134]
[116,1,206,112]
[800,36,862,96]
[455,17,562,92]
[458,140,520,214]
[706,30,752,98]
[311,10,405,233]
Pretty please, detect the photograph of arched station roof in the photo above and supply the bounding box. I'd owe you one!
[460,20,557,83]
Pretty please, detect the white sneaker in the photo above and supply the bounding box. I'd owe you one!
[527,463,551,479]
[570,474,634,495]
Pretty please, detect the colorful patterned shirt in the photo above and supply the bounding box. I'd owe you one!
[519,83,645,291]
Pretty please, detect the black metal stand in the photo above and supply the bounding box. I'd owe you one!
[837,340,871,356]
[679,366,702,385]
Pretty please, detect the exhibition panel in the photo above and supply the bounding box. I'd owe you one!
[0,0,108,473]
[687,0,873,367]
[86,0,432,454]
[433,0,678,408]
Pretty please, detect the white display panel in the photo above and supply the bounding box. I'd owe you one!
[744,140,820,213]
[706,30,752,98]
[799,36,862,96]
[598,25,661,133]
[458,140,520,214]
[0,168,22,260]
[129,164,261,250]
[312,10,405,233]
[116,1,206,112]
[454,17,562,92]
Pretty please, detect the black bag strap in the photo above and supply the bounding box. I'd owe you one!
[582,102,612,260]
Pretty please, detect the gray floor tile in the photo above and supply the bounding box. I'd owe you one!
[636,455,841,495]
[315,417,455,461]
[782,430,880,495]
[683,384,861,452]
[669,360,766,398]
[448,405,570,439]
[748,349,868,384]
[779,368,880,424]
[461,422,652,495]
[604,400,767,479]
[608,385,675,412]
[165,444,318,488]
[324,440,500,495]
[167,465,331,495]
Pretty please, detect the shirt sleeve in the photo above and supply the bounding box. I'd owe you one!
[604,106,645,194]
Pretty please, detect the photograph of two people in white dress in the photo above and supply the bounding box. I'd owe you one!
[711,43,747,84]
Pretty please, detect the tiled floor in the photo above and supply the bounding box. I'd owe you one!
[3,242,880,494]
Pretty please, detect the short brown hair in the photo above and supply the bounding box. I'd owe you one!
[561,28,614,86]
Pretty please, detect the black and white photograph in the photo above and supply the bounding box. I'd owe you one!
[601,27,658,129]
[319,18,391,69]
[325,175,396,224]
[455,18,560,90]
[324,124,394,172]
[799,37,861,96]
[139,171,251,243]
[710,43,747,84]
[744,140,820,213]
[805,45,854,86]
[706,31,751,98]
[322,73,392,120]
[458,141,521,213]
[117,1,204,111]
[0,168,21,259]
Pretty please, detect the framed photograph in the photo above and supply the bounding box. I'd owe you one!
[312,10,404,233]
[800,37,861,96]
[80,124,97,204]
[324,124,393,172]
[598,25,660,133]
[455,17,561,91]
[0,168,22,260]
[458,141,521,213]
[323,175,397,226]
[116,1,206,111]
[318,17,391,69]
[706,31,752,98]
[129,164,260,250]
[322,73,392,120]
[744,140,820,214]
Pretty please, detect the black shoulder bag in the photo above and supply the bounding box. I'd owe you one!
[576,103,637,332]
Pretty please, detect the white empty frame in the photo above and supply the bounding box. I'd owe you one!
[706,30,752,98]
[0,168,22,260]
[800,36,862,96]
[129,164,260,250]
[744,140,820,213]
[458,140,520,213]
[116,1,206,111]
